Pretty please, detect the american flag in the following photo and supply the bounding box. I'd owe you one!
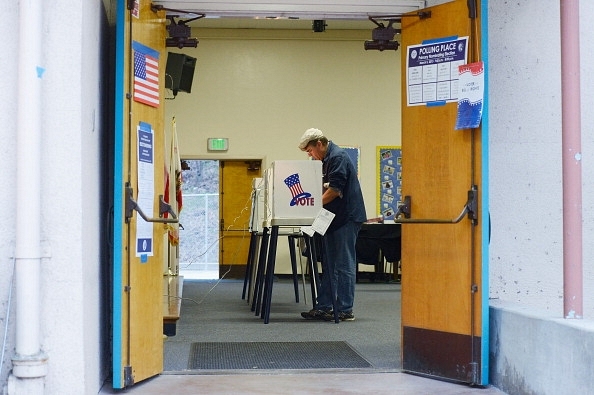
[133,41,160,108]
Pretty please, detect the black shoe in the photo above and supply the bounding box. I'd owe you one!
[301,309,332,320]
[324,311,355,321]
[339,312,355,321]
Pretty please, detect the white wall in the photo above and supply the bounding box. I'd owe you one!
[426,0,455,6]
[0,0,20,387]
[488,0,594,317]
[1,1,108,394]
[580,1,594,317]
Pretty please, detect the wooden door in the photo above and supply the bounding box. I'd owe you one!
[111,1,168,388]
[400,0,488,385]
[219,160,262,278]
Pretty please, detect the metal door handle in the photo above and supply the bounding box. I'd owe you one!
[394,186,478,225]
[125,184,178,224]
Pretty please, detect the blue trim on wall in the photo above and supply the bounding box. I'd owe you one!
[112,0,125,389]
[480,0,490,386]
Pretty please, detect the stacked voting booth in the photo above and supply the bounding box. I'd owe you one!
[245,160,325,323]
[249,160,323,232]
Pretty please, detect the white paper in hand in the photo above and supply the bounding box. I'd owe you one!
[300,208,335,236]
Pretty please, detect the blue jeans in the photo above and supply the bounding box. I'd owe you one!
[316,221,361,313]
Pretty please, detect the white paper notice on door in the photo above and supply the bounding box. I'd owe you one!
[136,121,155,258]
[406,36,468,106]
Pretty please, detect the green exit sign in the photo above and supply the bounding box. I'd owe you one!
[207,138,229,151]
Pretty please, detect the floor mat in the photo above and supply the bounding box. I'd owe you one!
[188,341,373,370]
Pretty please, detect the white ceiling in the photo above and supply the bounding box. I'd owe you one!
[191,18,372,30]
[152,0,428,29]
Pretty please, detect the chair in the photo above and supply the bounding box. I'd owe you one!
[355,235,383,282]
[355,223,401,282]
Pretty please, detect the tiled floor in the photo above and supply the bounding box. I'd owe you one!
[99,371,507,394]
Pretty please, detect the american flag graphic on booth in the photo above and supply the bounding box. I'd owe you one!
[284,173,312,206]
[132,41,160,108]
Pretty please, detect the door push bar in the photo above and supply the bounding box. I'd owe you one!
[394,186,478,225]
[125,183,178,224]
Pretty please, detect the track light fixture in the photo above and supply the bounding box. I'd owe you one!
[364,12,431,52]
[364,17,400,51]
[165,16,199,48]
[151,4,205,49]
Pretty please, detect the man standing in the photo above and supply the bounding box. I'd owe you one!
[298,128,367,321]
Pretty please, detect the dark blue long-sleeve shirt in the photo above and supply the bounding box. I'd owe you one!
[322,141,367,232]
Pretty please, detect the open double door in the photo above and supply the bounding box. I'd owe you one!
[111,0,488,389]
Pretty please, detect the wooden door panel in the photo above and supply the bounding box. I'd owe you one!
[400,0,485,385]
[112,1,167,388]
[220,161,261,278]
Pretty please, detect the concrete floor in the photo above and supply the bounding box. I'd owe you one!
[99,371,507,394]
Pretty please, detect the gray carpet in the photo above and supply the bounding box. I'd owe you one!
[164,278,401,372]
[188,341,372,370]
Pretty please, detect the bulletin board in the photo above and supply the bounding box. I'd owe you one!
[377,146,402,220]
[340,145,361,178]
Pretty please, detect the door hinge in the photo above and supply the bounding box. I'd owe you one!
[123,365,134,387]
[469,361,479,385]
[466,185,478,226]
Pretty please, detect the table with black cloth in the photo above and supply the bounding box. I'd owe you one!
[355,223,401,282]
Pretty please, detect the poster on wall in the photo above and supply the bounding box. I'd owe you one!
[377,146,402,221]
[406,36,468,107]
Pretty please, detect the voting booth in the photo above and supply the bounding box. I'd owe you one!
[264,160,323,226]
[248,177,265,233]
[249,160,325,324]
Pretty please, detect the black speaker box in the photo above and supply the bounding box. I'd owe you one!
[165,52,197,95]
